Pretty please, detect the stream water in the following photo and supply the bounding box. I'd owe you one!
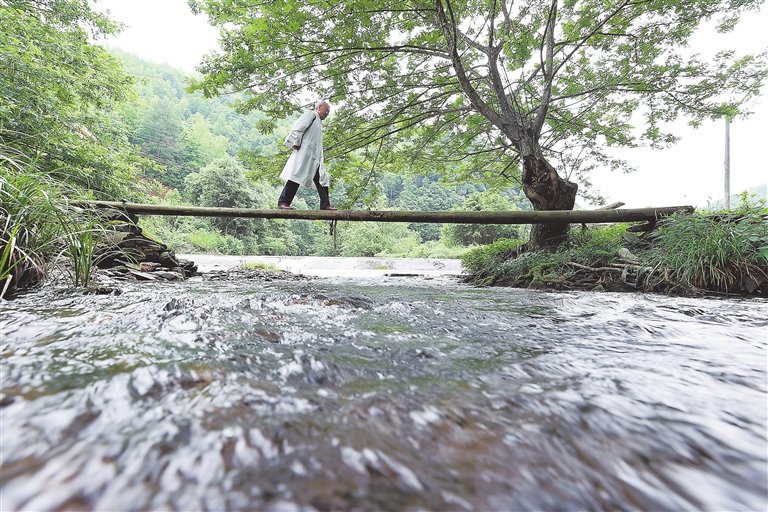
[1,270,766,511]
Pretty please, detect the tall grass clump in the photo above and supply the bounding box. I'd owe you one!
[59,212,119,287]
[648,200,768,293]
[1,152,69,296]
[1,149,118,296]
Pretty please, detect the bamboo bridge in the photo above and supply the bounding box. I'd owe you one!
[76,200,694,225]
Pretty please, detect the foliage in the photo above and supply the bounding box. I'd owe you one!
[0,223,20,298]
[187,229,245,254]
[398,176,463,241]
[191,0,767,202]
[111,51,528,257]
[0,0,144,197]
[60,211,126,287]
[565,223,629,268]
[462,223,630,286]
[442,192,521,246]
[404,240,470,259]
[338,222,421,257]
[1,154,70,296]
[462,212,768,295]
[184,156,257,234]
[131,97,205,189]
[0,149,123,295]
[113,50,282,190]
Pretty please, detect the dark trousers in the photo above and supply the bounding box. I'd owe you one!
[278,167,330,209]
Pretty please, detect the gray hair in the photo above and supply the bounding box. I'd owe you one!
[315,99,330,109]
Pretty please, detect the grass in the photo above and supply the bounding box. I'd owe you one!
[646,201,768,293]
[0,223,21,298]
[1,155,69,297]
[461,202,768,295]
[461,238,526,285]
[1,148,129,296]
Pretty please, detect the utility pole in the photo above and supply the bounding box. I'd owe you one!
[724,118,731,210]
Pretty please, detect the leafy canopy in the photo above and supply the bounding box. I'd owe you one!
[191,0,767,187]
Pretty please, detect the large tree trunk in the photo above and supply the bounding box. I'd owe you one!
[522,155,578,250]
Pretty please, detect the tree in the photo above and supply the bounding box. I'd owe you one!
[184,114,230,163]
[397,177,462,241]
[191,0,767,249]
[131,98,206,189]
[0,0,141,197]
[184,156,258,236]
[339,222,421,256]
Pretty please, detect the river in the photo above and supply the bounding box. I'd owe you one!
[1,258,766,511]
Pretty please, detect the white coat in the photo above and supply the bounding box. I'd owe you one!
[280,110,329,188]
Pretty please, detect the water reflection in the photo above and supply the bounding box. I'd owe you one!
[1,277,766,510]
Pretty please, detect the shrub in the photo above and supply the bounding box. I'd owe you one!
[1,153,127,294]
[240,261,281,272]
[339,222,421,257]
[566,223,629,267]
[405,240,470,258]
[461,224,629,288]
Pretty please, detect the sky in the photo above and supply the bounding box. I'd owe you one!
[94,0,768,208]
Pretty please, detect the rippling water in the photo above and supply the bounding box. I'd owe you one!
[1,275,767,511]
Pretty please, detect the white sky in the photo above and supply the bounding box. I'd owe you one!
[94,0,767,208]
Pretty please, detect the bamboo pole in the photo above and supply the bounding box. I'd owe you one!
[73,200,694,225]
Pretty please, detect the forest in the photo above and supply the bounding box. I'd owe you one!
[2,0,767,296]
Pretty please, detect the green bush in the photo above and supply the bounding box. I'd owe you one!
[404,240,470,258]
[461,224,630,287]
[1,152,130,294]
[257,235,293,256]
[240,261,281,272]
[339,222,421,257]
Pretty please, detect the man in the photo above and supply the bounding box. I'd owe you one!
[277,99,336,210]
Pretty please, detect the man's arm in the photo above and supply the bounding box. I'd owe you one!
[284,111,317,149]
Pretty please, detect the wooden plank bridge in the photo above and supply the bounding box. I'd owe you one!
[76,200,694,225]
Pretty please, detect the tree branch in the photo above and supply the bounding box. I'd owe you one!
[435,0,506,134]
[532,0,557,138]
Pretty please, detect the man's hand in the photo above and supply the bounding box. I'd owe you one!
[292,145,300,150]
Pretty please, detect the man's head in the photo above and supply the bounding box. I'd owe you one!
[316,100,330,120]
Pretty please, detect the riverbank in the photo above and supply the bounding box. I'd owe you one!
[180,254,463,278]
[3,198,765,299]
[461,212,768,297]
